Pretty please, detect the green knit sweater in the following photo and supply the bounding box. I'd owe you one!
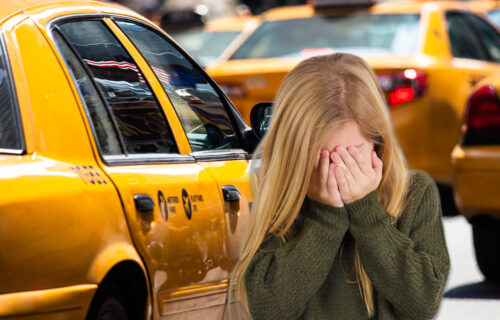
[244,170,450,320]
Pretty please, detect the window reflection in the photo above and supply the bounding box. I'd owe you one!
[58,20,178,155]
[116,20,241,152]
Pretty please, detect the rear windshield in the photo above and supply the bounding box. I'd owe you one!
[230,14,420,59]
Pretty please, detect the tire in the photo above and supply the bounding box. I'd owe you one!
[87,285,130,320]
[471,215,500,283]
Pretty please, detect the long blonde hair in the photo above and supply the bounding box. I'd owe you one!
[231,53,409,318]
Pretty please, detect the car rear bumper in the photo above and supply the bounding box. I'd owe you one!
[451,144,500,220]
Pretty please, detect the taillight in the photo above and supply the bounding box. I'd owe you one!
[219,83,246,99]
[377,69,427,107]
[462,84,500,145]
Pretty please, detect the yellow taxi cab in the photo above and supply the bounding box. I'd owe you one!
[451,75,500,282]
[208,0,500,185]
[171,15,259,68]
[0,0,263,319]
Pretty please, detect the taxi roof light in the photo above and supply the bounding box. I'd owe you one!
[311,0,376,8]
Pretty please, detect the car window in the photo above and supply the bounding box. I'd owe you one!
[172,29,240,67]
[230,14,420,59]
[115,20,242,152]
[487,9,500,27]
[0,38,22,151]
[53,31,122,156]
[57,20,178,155]
[446,12,489,61]
[466,14,500,63]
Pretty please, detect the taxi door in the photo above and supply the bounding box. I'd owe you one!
[104,18,254,317]
[52,18,234,319]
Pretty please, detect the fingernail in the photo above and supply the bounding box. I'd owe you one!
[332,152,340,160]
[349,146,356,153]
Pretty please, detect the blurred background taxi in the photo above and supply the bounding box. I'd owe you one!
[452,75,500,283]
[170,14,258,68]
[207,0,500,192]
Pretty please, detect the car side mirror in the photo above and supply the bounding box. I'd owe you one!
[250,102,273,140]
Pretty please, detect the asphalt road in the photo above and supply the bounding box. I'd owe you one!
[435,215,500,319]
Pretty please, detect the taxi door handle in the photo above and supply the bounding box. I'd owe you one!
[222,185,240,202]
[134,194,155,212]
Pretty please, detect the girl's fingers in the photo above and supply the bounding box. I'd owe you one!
[348,146,370,175]
[331,150,354,182]
[327,163,338,194]
[334,165,350,196]
[336,146,362,180]
[319,149,329,186]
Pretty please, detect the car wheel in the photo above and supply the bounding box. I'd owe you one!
[87,285,130,320]
[471,215,500,283]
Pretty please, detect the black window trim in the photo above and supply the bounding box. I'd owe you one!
[0,30,26,155]
[47,15,194,166]
[445,10,495,62]
[111,16,254,161]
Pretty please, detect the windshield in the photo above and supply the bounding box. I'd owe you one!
[172,29,240,66]
[230,13,420,59]
[487,10,500,27]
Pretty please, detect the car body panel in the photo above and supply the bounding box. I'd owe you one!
[0,284,96,319]
[452,144,500,219]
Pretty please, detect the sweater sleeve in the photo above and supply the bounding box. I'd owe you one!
[345,173,450,320]
[244,199,349,320]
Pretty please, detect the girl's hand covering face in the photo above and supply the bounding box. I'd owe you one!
[330,145,383,204]
[307,149,344,208]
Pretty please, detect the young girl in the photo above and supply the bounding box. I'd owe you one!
[230,53,450,319]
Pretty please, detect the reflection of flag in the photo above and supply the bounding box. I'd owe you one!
[151,66,177,85]
[83,59,146,84]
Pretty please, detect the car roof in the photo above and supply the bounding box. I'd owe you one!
[0,0,143,24]
[0,0,93,19]
[204,15,255,32]
[261,1,479,21]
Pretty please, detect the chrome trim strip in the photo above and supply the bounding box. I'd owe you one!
[103,154,196,165]
[190,150,248,161]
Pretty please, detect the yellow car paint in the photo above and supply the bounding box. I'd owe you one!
[0,1,253,319]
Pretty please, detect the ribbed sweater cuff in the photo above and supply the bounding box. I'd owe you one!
[345,190,392,226]
[306,199,348,229]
